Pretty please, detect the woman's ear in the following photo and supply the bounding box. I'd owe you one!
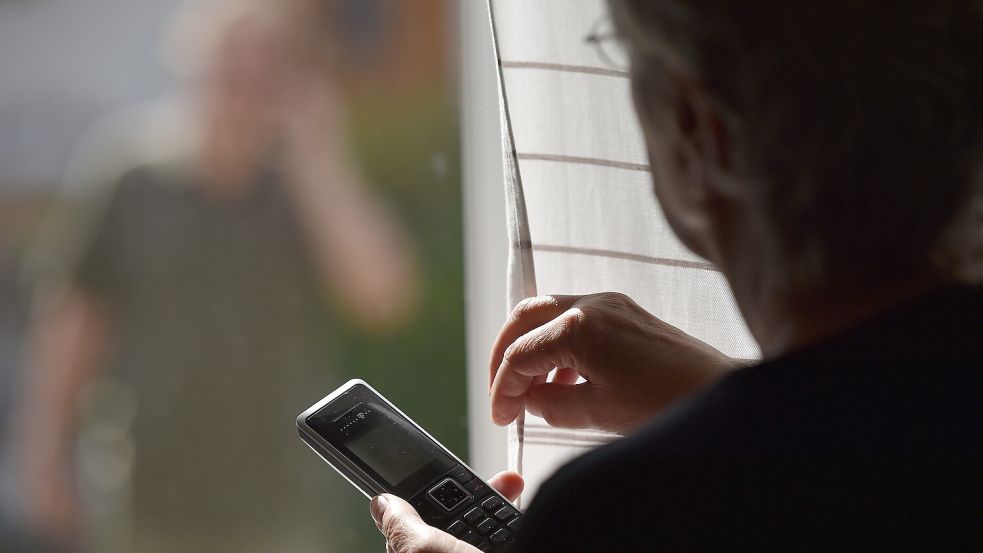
[672,73,731,173]
[633,69,733,261]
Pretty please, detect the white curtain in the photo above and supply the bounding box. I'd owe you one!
[487,0,761,504]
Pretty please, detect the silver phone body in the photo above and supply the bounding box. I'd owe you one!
[296,379,505,502]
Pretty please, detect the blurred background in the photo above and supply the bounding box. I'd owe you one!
[0,0,466,551]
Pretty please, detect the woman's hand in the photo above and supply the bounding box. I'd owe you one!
[371,471,524,553]
[489,293,735,433]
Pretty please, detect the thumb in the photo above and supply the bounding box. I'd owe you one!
[487,471,524,503]
[525,381,604,429]
[371,494,475,553]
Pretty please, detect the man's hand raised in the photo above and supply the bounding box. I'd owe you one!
[489,293,734,433]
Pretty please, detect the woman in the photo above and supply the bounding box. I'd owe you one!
[375,0,981,551]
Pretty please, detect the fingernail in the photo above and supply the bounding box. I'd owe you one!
[370,495,389,525]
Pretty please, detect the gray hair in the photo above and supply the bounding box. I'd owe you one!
[609,0,983,289]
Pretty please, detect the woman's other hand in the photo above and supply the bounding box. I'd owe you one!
[371,471,523,553]
[489,293,735,433]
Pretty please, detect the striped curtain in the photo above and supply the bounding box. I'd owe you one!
[487,0,760,504]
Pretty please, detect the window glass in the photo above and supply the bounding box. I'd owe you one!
[0,1,465,552]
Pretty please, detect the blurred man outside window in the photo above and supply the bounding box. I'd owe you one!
[13,2,418,552]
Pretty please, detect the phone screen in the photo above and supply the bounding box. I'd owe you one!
[305,386,457,494]
[345,411,433,485]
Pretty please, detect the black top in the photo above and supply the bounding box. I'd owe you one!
[42,160,341,541]
[514,285,982,552]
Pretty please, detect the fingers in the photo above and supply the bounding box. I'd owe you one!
[488,295,579,389]
[369,478,522,553]
[372,494,478,553]
[525,381,604,429]
[490,308,584,425]
[373,494,432,551]
[487,471,524,503]
[552,367,580,385]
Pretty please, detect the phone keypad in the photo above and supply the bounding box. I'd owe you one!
[442,490,520,552]
[419,465,519,552]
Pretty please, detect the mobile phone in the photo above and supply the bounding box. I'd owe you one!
[296,379,521,552]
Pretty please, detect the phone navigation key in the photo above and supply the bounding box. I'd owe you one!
[428,478,471,511]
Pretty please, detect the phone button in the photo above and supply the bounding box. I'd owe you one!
[463,506,484,524]
[448,465,471,483]
[462,531,481,546]
[476,516,497,535]
[481,496,505,513]
[493,505,517,522]
[490,528,510,545]
[465,478,489,495]
[427,478,471,511]
[446,520,467,538]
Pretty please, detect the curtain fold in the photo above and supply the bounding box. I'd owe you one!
[487,0,760,504]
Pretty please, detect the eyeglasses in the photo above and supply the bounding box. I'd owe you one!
[584,15,630,72]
